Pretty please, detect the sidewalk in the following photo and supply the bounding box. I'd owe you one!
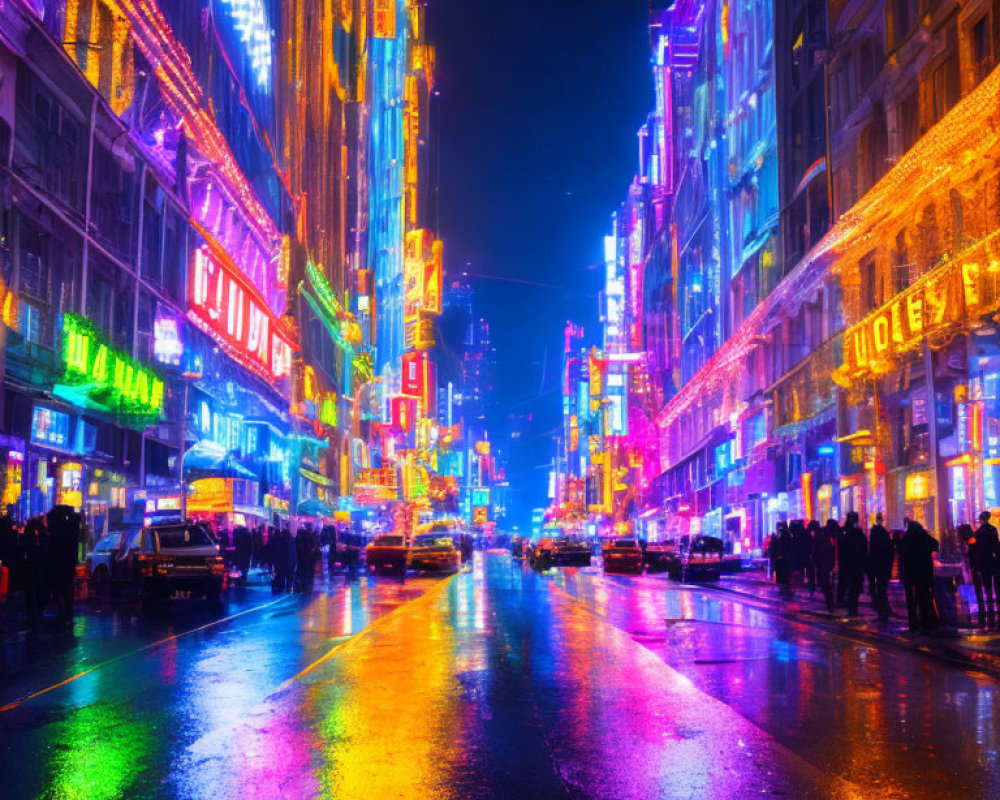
[708,569,1000,679]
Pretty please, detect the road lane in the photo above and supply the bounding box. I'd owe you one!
[3,554,997,799]
[0,572,450,800]
[166,554,855,800]
[550,564,1000,800]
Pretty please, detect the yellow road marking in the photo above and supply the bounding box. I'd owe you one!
[275,573,458,691]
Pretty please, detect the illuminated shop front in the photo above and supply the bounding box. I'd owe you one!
[187,477,264,529]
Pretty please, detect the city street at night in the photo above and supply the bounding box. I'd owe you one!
[2,554,998,800]
[6,0,1000,796]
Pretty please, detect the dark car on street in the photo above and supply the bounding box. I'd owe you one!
[603,538,644,574]
[510,536,528,560]
[408,533,461,573]
[643,541,677,573]
[668,535,740,581]
[528,537,555,570]
[366,534,408,575]
[85,530,125,597]
[552,537,592,567]
[108,523,227,602]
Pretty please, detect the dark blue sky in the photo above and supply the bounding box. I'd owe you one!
[428,0,653,529]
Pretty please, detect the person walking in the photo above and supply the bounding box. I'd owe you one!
[295,525,318,593]
[22,516,48,631]
[899,518,939,632]
[813,519,837,612]
[972,511,1000,625]
[271,527,292,593]
[233,526,252,584]
[868,512,894,621]
[835,516,849,608]
[46,505,80,629]
[775,522,793,598]
[959,523,985,627]
[840,512,868,616]
[790,520,812,591]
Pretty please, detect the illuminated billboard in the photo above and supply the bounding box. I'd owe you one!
[189,243,294,382]
[57,313,164,422]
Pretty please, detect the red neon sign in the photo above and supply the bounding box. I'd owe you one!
[401,351,424,397]
[189,244,294,381]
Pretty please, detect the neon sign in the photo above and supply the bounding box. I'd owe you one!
[189,243,293,382]
[835,257,987,383]
[153,303,183,366]
[58,313,164,420]
[0,272,17,329]
[373,0,396,38]
[217,0,273,89]
[319,394,338,428]
[404,230,443,317]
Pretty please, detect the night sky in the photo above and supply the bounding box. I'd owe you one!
[428,0,653,529]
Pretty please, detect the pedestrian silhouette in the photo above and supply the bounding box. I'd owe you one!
[840,511,867,616]
[899,519,940,632]
[868,512,894,621]
[972,511,1000,626]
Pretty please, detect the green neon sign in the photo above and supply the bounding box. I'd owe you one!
[319,395,338,428]
[57,313,165,422]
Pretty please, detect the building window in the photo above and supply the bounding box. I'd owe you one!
[972,14,993,84]
[893,230,910,295]
[898,91,919,154]
[890,0,918,50]
[931,54,960,124]
[859,255,878,315]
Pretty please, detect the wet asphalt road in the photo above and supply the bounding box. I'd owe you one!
[1,553,998,800]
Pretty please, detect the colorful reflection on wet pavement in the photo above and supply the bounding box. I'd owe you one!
[1,554,997,799]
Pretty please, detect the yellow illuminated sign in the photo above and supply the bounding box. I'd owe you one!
[836,255,994,383]
[373,0,395,38]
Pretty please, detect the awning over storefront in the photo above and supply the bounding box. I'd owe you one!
[297,497,333,516]
[184,441,257,479]
[299,466,334,487]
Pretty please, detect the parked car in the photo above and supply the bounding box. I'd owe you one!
[109,523,227,601]
[603,538,644,574]
[528,537,556,570]
[643,541,677,573]
[552,537,592,567]
[366,534,408,575]
[669,535,739,581]
[510,536,528,560]
[85,530,126,597]
[408,533,461,573]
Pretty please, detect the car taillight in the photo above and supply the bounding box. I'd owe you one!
[210,557,225,575]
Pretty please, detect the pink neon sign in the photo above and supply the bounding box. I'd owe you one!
[189,244,293,381]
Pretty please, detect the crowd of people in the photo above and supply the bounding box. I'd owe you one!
[216,523,363,593]
[0,506,83,631]
[766,511,1000,631]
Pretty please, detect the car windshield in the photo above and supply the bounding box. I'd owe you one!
[95,532,122,552]
[412,534,452,548]
[429,523,454,533]
[373,535,404,547]
[124,528,143,552]
[157,525,214,548]
[612,539,638,548]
